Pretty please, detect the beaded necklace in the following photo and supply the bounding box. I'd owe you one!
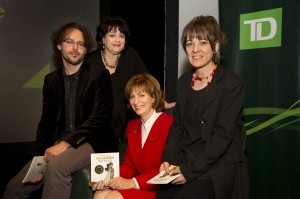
[191,68,216,87]
[101,50,121,69]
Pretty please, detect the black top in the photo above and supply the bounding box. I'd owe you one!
[63,70,79,134]
[181,87,210,179]
[86,46,149,137]
[162,65,250,198]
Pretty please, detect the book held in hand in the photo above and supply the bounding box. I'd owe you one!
[90,152,119,183]
[147,165,180,184]
[22,156,47,183]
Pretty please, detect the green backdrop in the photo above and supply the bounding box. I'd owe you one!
[219,0,300,198]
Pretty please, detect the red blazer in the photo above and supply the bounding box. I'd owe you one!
[120,112,173,190]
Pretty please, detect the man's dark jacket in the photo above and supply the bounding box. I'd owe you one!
[34,61,118,155]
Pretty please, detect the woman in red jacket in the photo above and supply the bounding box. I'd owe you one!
[91,74,174,199]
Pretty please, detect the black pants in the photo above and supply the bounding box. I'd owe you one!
[155,179,215,199]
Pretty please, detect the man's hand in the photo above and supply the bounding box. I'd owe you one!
[44,141,70,162]
[30,174,43,183]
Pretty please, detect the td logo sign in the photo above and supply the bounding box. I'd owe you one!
[240,8,282,50]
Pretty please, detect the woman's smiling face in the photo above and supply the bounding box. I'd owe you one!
[129,88,155,122]
[185,37,218,69]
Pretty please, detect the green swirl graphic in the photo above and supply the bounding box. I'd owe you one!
[243,100,300,135]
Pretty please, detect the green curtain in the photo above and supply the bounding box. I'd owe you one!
[219,0,300,198]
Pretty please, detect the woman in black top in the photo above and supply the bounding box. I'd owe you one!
[86,17,149,139]
[87,17,175,139]
[156,15,250,199]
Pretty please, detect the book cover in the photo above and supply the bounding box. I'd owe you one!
[90,152,119,183]
[147,165,180,184]
[22,156,47,183]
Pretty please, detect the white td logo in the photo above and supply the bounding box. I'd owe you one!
[244,17,277,41]
[240,8,282,50]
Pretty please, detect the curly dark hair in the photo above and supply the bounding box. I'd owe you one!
[181,15,227,64]
[96,16,130,49]
[51,22,95,54]
[125,74,165,112]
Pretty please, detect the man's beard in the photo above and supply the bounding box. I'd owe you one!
[62,53,84,65]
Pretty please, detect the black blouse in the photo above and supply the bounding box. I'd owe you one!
[86,46,149,137]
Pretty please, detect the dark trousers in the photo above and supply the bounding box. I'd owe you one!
[3,143,94,199]
[156,178,215,199]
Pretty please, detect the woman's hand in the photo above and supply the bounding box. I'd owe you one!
[170,168,187,185]
[159,161,170,172]
[164,101,176,109]
[89,181,107,191]
[159,162,187,185]
[106,177,136,190]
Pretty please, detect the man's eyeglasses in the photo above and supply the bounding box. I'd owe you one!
[63,39,86,49]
